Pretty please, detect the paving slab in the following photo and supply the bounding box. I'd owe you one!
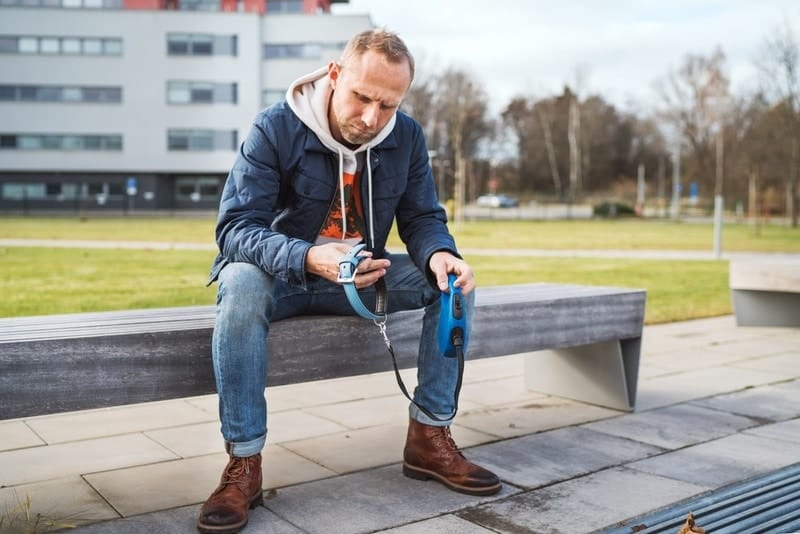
[377,514,495,533]
[0,476,119,529]
[23,400,214,444]
[262,463,521,534]
[303,395,421,429]
[457,466,707,534]
[455,397,618,438]
[634,365,787,411]
[627,432,800,487]
[277,423,495,474]
[0,434,177,487]
[730,351,800,374]
[266,409,349,444]
[145,421,224,457]
[582,403,758,449]
[71,503,303,534]
[464,426,663,489]
[690,379,800,421]
[643,345,768,372]
[84,446,336,517]
[702,337,800,359]
[743,418,800,444]
[459,375,549,407]
[0,420,44,451]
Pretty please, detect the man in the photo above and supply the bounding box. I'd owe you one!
[198,29,501,534]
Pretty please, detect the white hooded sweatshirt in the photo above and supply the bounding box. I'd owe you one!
[286,67,397,250]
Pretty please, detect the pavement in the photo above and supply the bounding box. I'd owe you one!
[1,315,799,533]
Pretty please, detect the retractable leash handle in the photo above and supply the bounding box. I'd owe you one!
[437,274,470,358]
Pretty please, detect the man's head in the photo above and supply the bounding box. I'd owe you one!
[328,30,414,147]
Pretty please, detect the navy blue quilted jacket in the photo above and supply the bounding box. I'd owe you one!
[209,102,458,289]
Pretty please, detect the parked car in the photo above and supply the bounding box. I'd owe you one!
[476,194,519,208]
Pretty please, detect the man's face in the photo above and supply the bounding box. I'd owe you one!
[328,50,411,146]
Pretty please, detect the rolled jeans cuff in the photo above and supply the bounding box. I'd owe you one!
[225,434,266,457]
[409,403,453,427]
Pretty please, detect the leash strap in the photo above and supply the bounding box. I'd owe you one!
[339,243,462,423]
[375,321,464,423]
[338,243,387,321]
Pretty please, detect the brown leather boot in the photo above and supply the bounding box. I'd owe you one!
[403,418,501,496]
[197,453,263,534]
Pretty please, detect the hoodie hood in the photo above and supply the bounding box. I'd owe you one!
[286,67,397,248]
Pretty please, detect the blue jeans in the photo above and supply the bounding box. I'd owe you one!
[212,253,475,457]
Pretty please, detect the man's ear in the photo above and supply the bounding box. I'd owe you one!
[328,61,341,89]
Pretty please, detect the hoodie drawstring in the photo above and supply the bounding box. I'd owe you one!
[337,148,347,239]
[366,146,375,250]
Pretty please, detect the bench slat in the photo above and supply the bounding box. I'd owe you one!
[0,283,646,419]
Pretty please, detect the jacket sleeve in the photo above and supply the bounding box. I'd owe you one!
[394,119,460,284]
[213,116,312,287]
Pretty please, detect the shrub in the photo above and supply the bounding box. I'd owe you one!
[593,201,636,218]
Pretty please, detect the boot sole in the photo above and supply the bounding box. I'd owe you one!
[196,491,264,534]
[403,463,502,496]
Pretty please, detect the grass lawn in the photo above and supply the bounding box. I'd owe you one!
[3,246,729,324]
[2,215,799,252]
[1,215,795,322]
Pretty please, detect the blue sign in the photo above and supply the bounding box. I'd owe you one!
[126,177,138,196]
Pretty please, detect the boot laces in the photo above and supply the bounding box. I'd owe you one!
[434,427,464,457]
[221,456,254,489]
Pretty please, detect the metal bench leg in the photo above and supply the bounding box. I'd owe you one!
[523,338,640,411]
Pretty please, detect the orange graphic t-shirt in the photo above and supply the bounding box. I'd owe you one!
[318,170,365,243]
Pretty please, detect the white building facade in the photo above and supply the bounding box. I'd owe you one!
[0,0,370,212]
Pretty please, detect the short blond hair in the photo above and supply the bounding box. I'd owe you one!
[340,29,415,81]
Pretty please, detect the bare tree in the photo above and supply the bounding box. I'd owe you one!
[656,48,731,195]
[758,20,799,227]
[432,68,493,223]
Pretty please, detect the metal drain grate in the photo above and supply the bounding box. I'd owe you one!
[599,463,800,534]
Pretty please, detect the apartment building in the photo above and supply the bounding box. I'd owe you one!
[0,0,370,212]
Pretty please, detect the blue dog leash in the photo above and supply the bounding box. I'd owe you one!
[338,243,466,422]
[337,243,387,322]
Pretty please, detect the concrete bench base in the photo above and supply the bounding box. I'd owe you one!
[730,260,800,327]
[0,283,646,420]
[525,337,640,411]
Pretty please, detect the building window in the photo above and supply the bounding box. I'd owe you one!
[168,129,237,151]
[175,176,221,202]
[167,81,237,105]
[0,0,121,7]
[0,35,122,56]
[0,85,122,103]
[266,0,303,13]
[1,183,46,200]
[263,43,322,60]
[178,0,219,11]
[167,33,237,57]
[262,89,285,108]
[0,133,122,150]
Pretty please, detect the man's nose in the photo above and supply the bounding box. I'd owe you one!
[361,104,379,129]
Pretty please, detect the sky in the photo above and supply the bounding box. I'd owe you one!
[331,0,799,115]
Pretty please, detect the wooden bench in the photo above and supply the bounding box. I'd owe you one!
[729,259,800,327]
[0,283,646,420]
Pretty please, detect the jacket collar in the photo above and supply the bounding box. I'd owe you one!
[303,123,399,153]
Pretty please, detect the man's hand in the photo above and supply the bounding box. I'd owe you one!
[429,251,476,295]
[306,242,391,289]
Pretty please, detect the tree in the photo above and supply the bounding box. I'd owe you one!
[758,20,799,227]
[656,48,731,196]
